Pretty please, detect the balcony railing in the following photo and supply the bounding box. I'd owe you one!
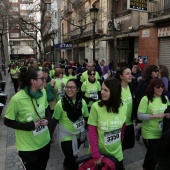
[70,22,94,40]
[148,0,170,22]
[72,0,84,8]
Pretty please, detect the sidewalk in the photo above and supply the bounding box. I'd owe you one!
[0,73,146,170]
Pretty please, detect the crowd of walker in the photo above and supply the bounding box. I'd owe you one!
[3,57,170,170]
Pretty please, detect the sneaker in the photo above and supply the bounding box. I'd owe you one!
[135,127,141,141]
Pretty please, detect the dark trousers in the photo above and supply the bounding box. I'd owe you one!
[18,142,50,170]
[12,78,18,93]
[122,124,135,150]
[143,138,159,170]
[61,139,81,170]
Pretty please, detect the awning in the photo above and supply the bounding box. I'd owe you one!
[100,32,139,41]
[116,32,139,38]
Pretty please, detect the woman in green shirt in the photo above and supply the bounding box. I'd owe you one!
[63,65,77,82]
[50,79,89,170]
[4,67,51,170]
[10,64,20,93]
[138,78,170,170]
[81,70,101,112]
[116,67,135,150]
[88,78,127,170]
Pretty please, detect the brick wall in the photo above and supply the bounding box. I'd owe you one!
[138,28,158,65]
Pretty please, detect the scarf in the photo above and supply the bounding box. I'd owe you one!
[24,86,43,99]
[62,93,82,122]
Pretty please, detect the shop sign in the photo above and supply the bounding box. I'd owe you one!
[56,43,72,49]
[127,0,147,12]
[158,27,170,37]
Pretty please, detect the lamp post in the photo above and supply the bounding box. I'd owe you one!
[51,32,55,62]
[0,30,6,76]
[89,5,98,61]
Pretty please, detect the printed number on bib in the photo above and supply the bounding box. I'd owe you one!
[33,125,48,136]
[73,117,84,131]
[159,120,163,130]
[90,93,98,100]
[104,129,121,145]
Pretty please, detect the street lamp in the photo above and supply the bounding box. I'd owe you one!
[51,32,55,62]
[89,5,98,61]
[0,30,6,76]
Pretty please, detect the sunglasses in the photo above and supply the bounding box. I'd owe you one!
[154,70,159,73]
[89,73,95,76]
[155,85,164,89]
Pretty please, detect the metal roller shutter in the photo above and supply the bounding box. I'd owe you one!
[158,38,170,74]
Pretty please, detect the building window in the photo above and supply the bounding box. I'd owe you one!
[10,33,19,38]
[13,41,21,46]
[116,0,127,14]
[12,7,18,11]
[9,0,18,2]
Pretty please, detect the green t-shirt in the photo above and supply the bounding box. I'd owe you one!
[63,75,77,82]
[138,96,169,139]
[81,79,101,107]
[88,101,127,161]
[49,69,55,78]
[5,89,50,151]
[10,68,20,79]
[53,99,89,141]
[54,78,67,101]
[121,86,133,125]
[80,71,100,83]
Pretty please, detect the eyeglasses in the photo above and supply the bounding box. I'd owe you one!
[155,85,164,89]
[89,73,95,76]
[65,86,76,90]
[36,77,45,81]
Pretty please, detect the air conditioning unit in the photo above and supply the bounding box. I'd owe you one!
[107,21,113,31]
[114,19,121,31]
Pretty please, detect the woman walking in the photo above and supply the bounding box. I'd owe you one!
[4,67,51,170]
[88,78,127,170]
[50,79,89,170]
[137,78,170,170]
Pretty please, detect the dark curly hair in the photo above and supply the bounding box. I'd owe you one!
[144,65,158,84]
[146,78,167,104]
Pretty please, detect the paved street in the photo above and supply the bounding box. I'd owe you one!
[0,73,146,170]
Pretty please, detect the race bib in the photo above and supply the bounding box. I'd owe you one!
[73,117,84,131]
[104,129,121,145]
[159,120,163,130]
[90,93,98,100]
[33,125,48,136]
[59,93,64,99]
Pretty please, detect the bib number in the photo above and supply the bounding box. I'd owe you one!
[73,117,84,131]
[33,125,48,136]
[159,120,163,130]
[90,93,98,100]
[104,129,121,145]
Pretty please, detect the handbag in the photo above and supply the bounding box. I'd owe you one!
[46,83,55,102]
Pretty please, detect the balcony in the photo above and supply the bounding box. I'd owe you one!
[63,5,73,17]
[72,0,84,8]
[70,22,103,40]
[148,0,170,23]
